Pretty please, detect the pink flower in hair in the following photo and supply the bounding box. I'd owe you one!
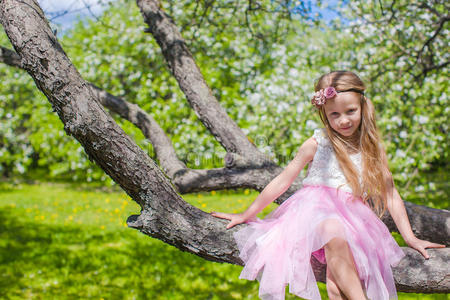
[324,87,337,98]
[311,86,337,108]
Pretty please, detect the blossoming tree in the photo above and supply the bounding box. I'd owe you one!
[0,0,448,293]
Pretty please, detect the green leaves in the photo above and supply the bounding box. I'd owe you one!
[0,1,447,205]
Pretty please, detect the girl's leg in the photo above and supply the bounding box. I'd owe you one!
[326,266,347,300]
[324,237,367,300]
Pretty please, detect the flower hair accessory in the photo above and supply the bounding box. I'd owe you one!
[310,87,364,108]
[311,87,337,108]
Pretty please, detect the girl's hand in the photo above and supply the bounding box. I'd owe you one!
[406,236,446,259]
[210,211,249,229]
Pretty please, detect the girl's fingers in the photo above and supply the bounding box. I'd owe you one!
[210,211,233,221]
[413,240,447,259]
[413,244,429,259]
[425,242,446,249]
[210,212,246,229]
[420,248,430,259]
[226,221,235,229]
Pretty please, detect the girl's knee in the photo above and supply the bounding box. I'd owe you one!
[324,236,348,252]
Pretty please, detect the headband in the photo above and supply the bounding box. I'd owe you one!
[311,87,365,108]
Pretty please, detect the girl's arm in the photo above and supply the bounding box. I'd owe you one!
[211,136,318,229]
[381,148,446,259]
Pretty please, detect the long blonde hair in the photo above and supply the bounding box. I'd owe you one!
[313,71,392,217]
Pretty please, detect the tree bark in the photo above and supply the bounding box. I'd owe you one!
[134,0,450,245]
[2,44,448,244]
[0,0,448,293]
[136,0,274,168]
[0,45,284,189]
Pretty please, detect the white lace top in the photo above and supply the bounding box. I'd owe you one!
[302,128,362,193]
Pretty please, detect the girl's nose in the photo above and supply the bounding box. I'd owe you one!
[339,118,351,127]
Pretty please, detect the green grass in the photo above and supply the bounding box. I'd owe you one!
[0,182,446,299]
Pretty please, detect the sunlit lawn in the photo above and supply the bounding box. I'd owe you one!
[0,182,446,299]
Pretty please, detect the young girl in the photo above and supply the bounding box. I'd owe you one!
[210,71,445,300]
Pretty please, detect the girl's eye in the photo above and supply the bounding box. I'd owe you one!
[348,109,356,113]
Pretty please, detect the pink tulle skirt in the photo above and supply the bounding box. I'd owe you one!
[233,185,405,300]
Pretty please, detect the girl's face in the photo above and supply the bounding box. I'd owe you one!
[323,92,362,137]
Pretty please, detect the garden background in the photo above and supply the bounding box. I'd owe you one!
[0,0,448,299]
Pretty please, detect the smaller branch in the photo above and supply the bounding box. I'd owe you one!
[377,0,385,16]
[0,45,187,178]
[80,0,120,31]
[137,0,274,167]
[417,2,444,18]
[416,15,449,62]
[0,46,283,194]
[413,60,450,81]
[0,46,22,67]
[89,84,187,177]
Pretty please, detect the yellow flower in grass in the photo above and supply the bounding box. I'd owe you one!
[105,198,110,203]
[114,208,120,214]
[201,203,207,208]
[211,190,216,196]
[100,225,105,230]
[244,189,250,195]
[68,215,73,221]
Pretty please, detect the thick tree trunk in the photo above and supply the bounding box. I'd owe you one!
[0,0,448,293]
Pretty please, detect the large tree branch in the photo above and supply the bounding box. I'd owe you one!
[2,44,448,246]
[136,0,274,167]
[0,0,236,261]
[0,44,283,186]
[133,0,450,245]
[0,0,448,292]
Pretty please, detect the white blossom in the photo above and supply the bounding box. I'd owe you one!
[395,149,406,158]
[306,120,318,129]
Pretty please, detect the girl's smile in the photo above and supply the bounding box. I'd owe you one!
[323,92,362,137]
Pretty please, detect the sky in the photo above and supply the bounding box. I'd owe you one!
[37,0,342,34]
[37,0,115,32]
